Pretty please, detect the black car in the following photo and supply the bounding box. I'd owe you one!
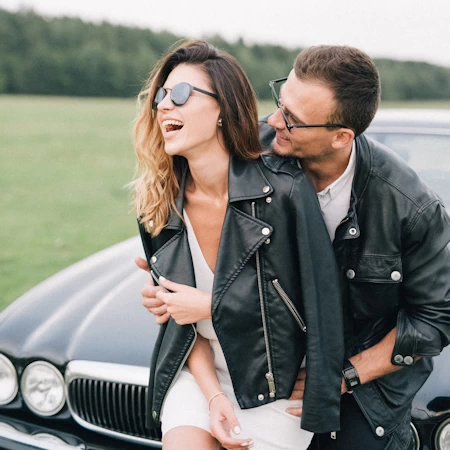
[1,109,450,450]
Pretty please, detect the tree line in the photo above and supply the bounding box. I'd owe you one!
[1,8,450,101]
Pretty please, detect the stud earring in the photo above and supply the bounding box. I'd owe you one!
[217,118,223,127]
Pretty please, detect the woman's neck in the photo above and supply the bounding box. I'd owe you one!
[185,148,230,201]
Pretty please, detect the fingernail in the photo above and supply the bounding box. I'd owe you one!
[159,276,166,282]
[234,426,241,435]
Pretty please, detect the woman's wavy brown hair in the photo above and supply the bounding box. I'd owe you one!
[132,40,262,235]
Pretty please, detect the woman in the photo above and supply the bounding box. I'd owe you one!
[132,40,344,450]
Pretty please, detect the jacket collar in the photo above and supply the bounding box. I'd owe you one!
[333,134,373,241]
[228,155,273,202]
[352,134,373,203]
[166,155,273,230]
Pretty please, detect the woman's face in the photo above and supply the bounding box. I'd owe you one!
[156,63,222,158]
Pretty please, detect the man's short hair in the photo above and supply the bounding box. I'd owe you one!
[294,46,381,136]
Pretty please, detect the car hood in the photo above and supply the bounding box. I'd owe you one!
[0,236,159,369]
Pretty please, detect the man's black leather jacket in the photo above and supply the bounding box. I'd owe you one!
[260,118,450,449]
[140,154,345,434]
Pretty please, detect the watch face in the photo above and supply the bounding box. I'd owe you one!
[343,363,360,390]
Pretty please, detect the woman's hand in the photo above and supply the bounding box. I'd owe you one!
[156,277,212,325]
[135,257,170,325]
[209,395,253,449]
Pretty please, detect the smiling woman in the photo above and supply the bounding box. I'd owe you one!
[131,39,344,450]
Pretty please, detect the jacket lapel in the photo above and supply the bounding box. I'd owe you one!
[212,157,274,312]
[151,157,274,306]
[150,163,196,287]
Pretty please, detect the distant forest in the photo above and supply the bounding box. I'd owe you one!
[1,8,450,100]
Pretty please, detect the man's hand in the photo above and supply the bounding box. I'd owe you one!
[286,368,306,417]
[156,277,212,325]
[135,257,170,325]
[134,256,150,273]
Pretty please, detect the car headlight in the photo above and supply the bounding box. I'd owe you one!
[0,354,18,405]
[435,418,450,450]
[20,361,65,416]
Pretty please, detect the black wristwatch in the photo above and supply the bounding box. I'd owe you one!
[342,359,361,392]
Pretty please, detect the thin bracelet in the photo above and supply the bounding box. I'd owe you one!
[208,391,226,409]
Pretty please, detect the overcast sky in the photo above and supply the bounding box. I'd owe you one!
[2,0,450,67]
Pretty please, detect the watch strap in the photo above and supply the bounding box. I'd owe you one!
[342,359,361,391]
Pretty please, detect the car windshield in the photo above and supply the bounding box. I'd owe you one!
[365,132,450,207]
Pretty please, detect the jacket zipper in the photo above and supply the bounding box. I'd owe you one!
[272,279,306,332]
[150,269,198,417]
[251,201,276,399]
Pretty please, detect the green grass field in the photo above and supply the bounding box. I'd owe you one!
[1,95,450,311]
[0,95,139,310]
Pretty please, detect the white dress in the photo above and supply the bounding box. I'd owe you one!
[161,212,313,450]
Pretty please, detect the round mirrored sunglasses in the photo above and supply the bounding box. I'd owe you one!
[152,82,218,110]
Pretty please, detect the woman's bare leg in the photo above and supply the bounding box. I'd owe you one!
[162,426,221,450]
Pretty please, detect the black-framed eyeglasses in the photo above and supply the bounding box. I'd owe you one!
[152,82,218,110]
[269,77,349,132]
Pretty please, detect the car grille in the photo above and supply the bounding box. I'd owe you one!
[65,361,161,447]
[68,378,159,439]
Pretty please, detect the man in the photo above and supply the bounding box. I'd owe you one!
[136,45,450,449]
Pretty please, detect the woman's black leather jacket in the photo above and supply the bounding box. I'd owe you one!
[139,155,345,434]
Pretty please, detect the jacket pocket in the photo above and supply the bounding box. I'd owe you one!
[347,255,402,319]
[272,279,306,332]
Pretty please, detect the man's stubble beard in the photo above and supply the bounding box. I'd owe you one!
[272,139,335,164]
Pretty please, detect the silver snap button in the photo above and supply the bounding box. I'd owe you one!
[258,394,264,401]
[150,256,157,264]
[266,197,272,203]
[391,271,401,281]
[404,356,414,365]
[375,426,385,437]
[394,354,404,364]
[152,410,158,419]
[348,227,357,236]
[346,269,355,279]
[265,238,271,245]
[262,227,270,236]
[263,186,270,193]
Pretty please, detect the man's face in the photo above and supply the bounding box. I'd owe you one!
[268,70,340,162]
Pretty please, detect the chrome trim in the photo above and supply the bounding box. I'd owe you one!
[0,354,18,405]
[65,361,162,448]
[67,414,161,448]
[433,417,450,450]
[409,422,420,450]
[65,360,150,386]
[0,420,85,450]
[367,126,450,136]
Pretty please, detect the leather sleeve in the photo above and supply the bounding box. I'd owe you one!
[289,171,345,433]
[392,200,450,366]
